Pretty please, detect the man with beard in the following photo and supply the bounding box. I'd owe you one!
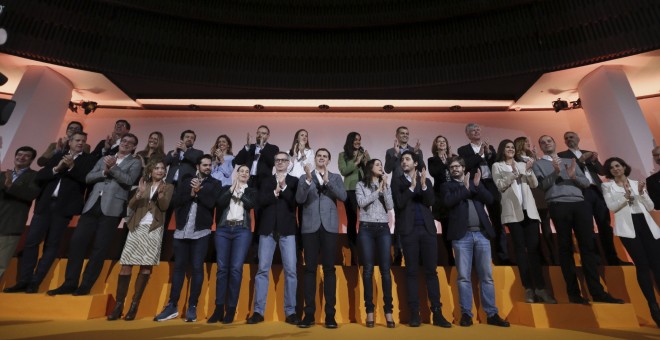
[164,130,204,186]
[557,131,626,265]
[532,135,623,305]
[48,133,142,296]
[37,121,90,166]
[296,148,346,329]
[440,156,509,327]
[91,119,131,159]
[154,154,222,322]
[4,133,95,293]
[392,150,450,328]
[0,146,40,279]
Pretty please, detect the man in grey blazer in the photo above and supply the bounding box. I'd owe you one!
[295,148,347,329]
[0,146,40,279]
[48,133,142,296]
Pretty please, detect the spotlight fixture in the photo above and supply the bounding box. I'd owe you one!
[383,105,394,111]
[552,98,568,113]
[318,104,330,110]
[449,105,461,111]
[570,98,582,109]
[253,104,264,110]
[68,101,78,113]
[81,101,98,115]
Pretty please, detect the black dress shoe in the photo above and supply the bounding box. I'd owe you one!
[297,315,315,328]
[285,313,300,325]
[592,293,624,304]
[3,282,28,293]
[486,314,510,327]
[325,316,338,329]
[73,286,91,296]
[459,313,473,327]
[246,312,264,324]
[25,282,39,294]
[432,310,452,328]
[47,285,77,296]
[409,313,421,327]
[568,295,591,305]
[207,305,224,324]
[365,312,374,328]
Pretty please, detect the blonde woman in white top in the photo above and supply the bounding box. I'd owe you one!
[602,157,660,328]
[492,139,556,304]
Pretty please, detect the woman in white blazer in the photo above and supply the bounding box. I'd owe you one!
[492,139,556,304]
[602,157,660,328]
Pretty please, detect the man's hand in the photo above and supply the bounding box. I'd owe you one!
[473,168,482,186]
[414,140,421,153]
[304,163,312,182]
[393,140,400,156]
[552,156,562,174]
[566,158,577,179]
[4,169,12,188]
[420,167,427,190]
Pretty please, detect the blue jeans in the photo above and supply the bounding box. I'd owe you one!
[358,222,393,313]
[169,235,210,307]
[453,231,498,318]
[214,226,252,307]
[253,234,297,316]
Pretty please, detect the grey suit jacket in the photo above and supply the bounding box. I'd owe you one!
[84,154,142,217]
[296,170,347,234]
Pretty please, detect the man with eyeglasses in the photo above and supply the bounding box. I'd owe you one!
[37,121,90,166]
[91,119,131,159]
[246,152,300,325]
[48,133,142,296]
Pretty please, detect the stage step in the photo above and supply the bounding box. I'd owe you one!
[0,293,111,320]
[507,301,640,328]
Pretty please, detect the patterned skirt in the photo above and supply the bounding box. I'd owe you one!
[120,223,163,266]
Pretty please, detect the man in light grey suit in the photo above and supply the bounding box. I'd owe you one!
[48,133,142,296]
[295,148,347,329]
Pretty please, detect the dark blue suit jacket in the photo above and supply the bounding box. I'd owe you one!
[392,174,436,235]
[440,179,494,241]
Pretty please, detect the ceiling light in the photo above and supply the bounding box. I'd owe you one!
[552,98,568,112]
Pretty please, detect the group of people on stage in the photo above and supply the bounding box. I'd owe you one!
[1,119,659,329]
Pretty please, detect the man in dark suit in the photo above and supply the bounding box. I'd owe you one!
[37,121,90,167]
[164,129,204,185]
[48,133,142,296]
[246,152,300,325]
[0,146,40,280]
[295,148,346,329]
[4,132,96,293]
[456,122,508,264]
[233,125,279,261]
[384,126,425,265]
[557,131,625,265]
[441,156,509,327]
[647,146,660,209]
[392,150,450,328]
[90,119,131,159]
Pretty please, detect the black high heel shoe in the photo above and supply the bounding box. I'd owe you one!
[366,312,374,328]
[385,313,395,328]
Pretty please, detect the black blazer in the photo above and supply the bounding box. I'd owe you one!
[646,171,660,210]
[427,154,457,193]
[0,169,40,235]
[172,174,222,231]
[440,179,494,241]
[457,143,497,177]
[164,147,204,184]
[258,174,299,236]
[392,174,436,235]
[233,143,279,184]
[557,149,604,187]
[34,152,96,217]
[90,139,119,160]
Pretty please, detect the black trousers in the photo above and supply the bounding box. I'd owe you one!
[549,201,605,298]
[483,179,508,262]
[301,227,338,317]
[619,214,660,306]
[63,199,122,289]
[584,186,619,263]
[343,190,359,262]
[400,225,441,313]
[507,211,545,289]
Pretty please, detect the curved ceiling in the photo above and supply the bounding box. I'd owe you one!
[0,0,658,101]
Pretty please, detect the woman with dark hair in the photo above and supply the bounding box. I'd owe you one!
[136,131,165,167]
[427,135,457,265]
[288,129,315,179]
[208,164,257,324]
[108,159,174,321]
[355,158,395,328]
[514,136,557,265]
[602,157,660,327]
[492,139,556,303]
[210,134,235,186]
[338,132,370,264]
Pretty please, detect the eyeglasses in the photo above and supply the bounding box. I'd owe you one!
[121,139,136,145]
[274,159,289,163]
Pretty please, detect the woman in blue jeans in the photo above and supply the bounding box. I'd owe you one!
[208,165,257,324]
[355,159,395,328]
